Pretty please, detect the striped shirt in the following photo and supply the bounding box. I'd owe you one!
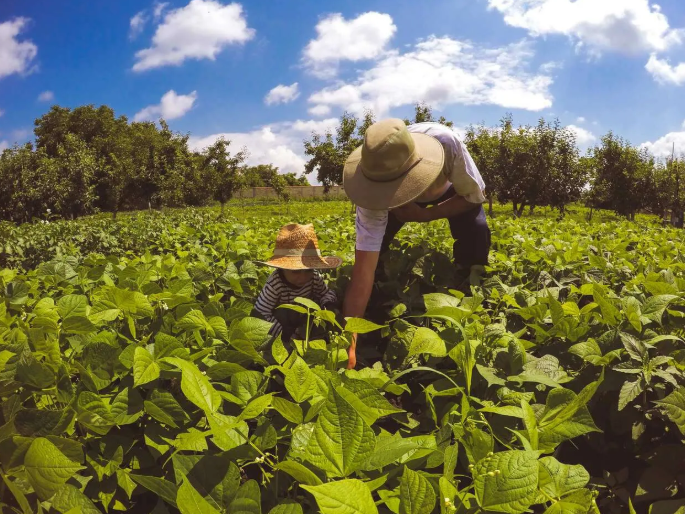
[254,270,337,335]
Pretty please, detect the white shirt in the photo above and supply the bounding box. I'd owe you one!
[355,122,486,252]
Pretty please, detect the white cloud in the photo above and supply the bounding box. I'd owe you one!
[265,83,300,105]
[308,104,332,117]
[567,124,597,147]
[129,11,147,40]
[153,2,169,20]
[641,130,685,158]
[303,12,396,77]
[308,37,554,116]
[37,90,54,102]
[0,18,38,79]
[134,90,198,121]
[0,141,8,152]
[189,118,339,174]
[133,0,255,72]
[576,116,586,123]
[487,0,682,55]
[0,109,4,117]
[645,53,685,85]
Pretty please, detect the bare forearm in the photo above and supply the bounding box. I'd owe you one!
[423,195,480,221]
[343,250,379,320]
[343,274,374,320]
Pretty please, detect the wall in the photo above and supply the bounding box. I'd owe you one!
[235,185,347,199]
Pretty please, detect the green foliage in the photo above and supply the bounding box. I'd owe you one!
[0,202,684,514]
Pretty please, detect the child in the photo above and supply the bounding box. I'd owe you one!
[254,223,341,341]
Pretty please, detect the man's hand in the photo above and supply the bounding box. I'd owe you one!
[390,202,429,222]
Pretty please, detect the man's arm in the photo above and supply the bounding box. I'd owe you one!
[392,194,481,223]
[342,249,380,369]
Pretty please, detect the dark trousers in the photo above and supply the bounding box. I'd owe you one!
[379,188,491,269]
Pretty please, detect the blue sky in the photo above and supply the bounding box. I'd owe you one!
[2,0,685,174]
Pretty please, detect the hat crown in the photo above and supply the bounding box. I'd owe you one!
[275,223,319,252]
[360,119,419,182]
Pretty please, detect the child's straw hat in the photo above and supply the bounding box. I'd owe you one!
[260,223,342,270]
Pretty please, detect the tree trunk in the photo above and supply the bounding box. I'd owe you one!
[488,197,493,217]
[512,201,518,217]
[517,200,527,217]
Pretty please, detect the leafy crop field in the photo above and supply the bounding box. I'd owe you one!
[1,202,684,514]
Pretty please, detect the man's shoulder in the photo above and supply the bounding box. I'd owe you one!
[407,123,460,146]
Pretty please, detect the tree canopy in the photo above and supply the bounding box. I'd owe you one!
[0,105,310,222]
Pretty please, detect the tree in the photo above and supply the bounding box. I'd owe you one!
[403,102,454,127]
[202,137,246,214]
[464,124,499,216]
[585,132,655,220]
[303,110,375,191]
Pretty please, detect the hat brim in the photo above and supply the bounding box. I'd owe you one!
[258,255,342,270]
[343,132,445,210]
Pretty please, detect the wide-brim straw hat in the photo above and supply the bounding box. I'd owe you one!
[259,223,342,270]
[343,118,445,210]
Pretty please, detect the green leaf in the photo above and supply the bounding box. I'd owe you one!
[620,332,647,362]
[399,467,436,514]
[539,374,603,431]
[144,390,189,428]
[24,437,85,500]
[177,479,221,514]
[408,327,447,358]
[336,379,402,425]
[230,317,272,350]
[57,294,88,319]
[228,480,261,514]
[130,474,179,508]
[538,457,590,499]
[268,501,304,514]
[272,397,303,424]
[1,473,33,514]
[474,450,540,514]
[110,387,144,425]
[363,434,429,470]
[208,316,229,341]
[175,429,209,452]
[344,318,385,334]
[51,483,100,514]
[655,386,685,435]
[302,479,379,514]
[643,295,679,323]
[276,460,323,486]
[237,394,273,421]
[163,357,221,413]
[542,489,593,514]
[521,400,539,451]
[177,310,213,334]
[648,498,685,514]
[133,346,160,387]
[284,356,316,403]
[619,378,645,411]
[294,297,320,311]
[592,286,619,326]
[172,454,240,510]
[61,315,97,334]
[75,391,113,435]
[305,388,376,478]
